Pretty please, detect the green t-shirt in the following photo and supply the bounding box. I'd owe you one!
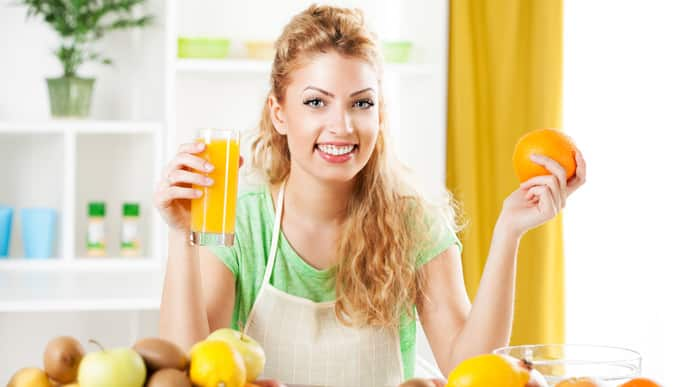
[210,184,461,380]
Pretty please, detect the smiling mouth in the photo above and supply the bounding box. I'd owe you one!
[315,144,358,156]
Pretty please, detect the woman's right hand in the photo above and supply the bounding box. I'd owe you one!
[154,141,215,232]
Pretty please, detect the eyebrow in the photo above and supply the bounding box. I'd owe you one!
[303,86,375,97]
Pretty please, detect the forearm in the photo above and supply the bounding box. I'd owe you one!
[448,217,521,366]
[159,229,210,351]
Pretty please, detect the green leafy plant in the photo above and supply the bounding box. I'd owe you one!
[13,0,153,77]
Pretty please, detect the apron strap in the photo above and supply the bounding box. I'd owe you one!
[261,180,285,287]
[243,181,285,336]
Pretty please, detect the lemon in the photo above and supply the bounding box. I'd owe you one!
[189,340,247,387]
[446,354,530,387]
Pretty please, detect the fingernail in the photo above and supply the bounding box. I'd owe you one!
[194,190,202,197]
[197,142,205,150]
[205,177,214,186]
[530,154,540,161]
[205,163,214,171]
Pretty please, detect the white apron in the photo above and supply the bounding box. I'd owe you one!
[243,182,405,387]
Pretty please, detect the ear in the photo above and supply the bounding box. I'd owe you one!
[268,95,287,135]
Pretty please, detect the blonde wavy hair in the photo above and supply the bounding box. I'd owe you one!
[249,4,463,328]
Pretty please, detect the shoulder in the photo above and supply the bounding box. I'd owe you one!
[407,197,463,267]
[234,182,274,233]
[236,182,271,215]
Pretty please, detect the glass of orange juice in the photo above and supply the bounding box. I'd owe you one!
[190,128,241,246]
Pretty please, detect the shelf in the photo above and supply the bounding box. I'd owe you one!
[0,120,163,134]
[0,257,161,272]
[176,58,434,77]
[0,270,162,312]
[177,58,271,74]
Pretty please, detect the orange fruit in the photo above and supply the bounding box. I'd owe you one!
[620,378,661,387]
[513,128,577,183]
[555,377,601,387]
[446,354,530,387]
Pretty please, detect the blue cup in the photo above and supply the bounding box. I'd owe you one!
[0,206,12,258]
[21,208,57,259]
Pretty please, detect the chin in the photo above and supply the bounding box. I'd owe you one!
[312,167,361,184]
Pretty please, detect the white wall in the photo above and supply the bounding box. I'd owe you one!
[563,1,688,385]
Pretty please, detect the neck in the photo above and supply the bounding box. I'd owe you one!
[282,168,355,225]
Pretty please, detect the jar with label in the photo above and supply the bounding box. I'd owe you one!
[87,202,106,257]
[121,202,141,257]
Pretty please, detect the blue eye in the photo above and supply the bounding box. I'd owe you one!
[354,99,374,109]
[304,98,325,108]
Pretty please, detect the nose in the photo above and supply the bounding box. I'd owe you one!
[328,105,353,135]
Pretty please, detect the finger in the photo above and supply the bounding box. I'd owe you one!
[530,154,568,206]
[526,185,546,203]
[167,169,213,187]
[430,379,446,387]
[522,175,562,211]
[178,141,206,155]
[568,148,587,193]
[541,185,558,217]
[527,184,559,216]
[166,153,214,178]
[531,185,558,217]
[160,186,202,204]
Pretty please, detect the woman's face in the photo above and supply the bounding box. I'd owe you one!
[269,51,380,184]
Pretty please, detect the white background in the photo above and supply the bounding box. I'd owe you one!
[563,0,688,385]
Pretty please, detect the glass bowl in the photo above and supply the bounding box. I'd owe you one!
[494,344,641,386]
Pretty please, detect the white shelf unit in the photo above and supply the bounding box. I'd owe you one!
[0,121,164,310]
[0,120,161,134]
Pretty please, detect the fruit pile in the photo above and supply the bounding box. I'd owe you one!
[7,334,663,387]
[7,328,265,387]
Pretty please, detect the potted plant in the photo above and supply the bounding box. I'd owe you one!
[14,0,153,118]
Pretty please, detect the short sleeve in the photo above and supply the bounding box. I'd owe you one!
[415,212,462,267]
[209,243,240,276]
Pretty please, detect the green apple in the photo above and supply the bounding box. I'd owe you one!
[207,328,265,382]
[78,343,146,387]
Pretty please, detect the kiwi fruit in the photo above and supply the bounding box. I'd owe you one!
[43,336,84,384]
[147,368,192,387]
[398,378,439,387]
[133,337,189,372]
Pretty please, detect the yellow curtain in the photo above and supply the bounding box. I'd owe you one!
[446,0,565,345]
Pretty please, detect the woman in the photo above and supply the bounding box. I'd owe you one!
[155,5,586,386]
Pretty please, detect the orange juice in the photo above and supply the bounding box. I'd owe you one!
[190,129,240,246]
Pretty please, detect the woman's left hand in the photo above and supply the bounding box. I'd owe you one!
[500,149,587,237]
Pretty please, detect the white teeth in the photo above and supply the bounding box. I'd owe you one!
[317,144,355,156]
